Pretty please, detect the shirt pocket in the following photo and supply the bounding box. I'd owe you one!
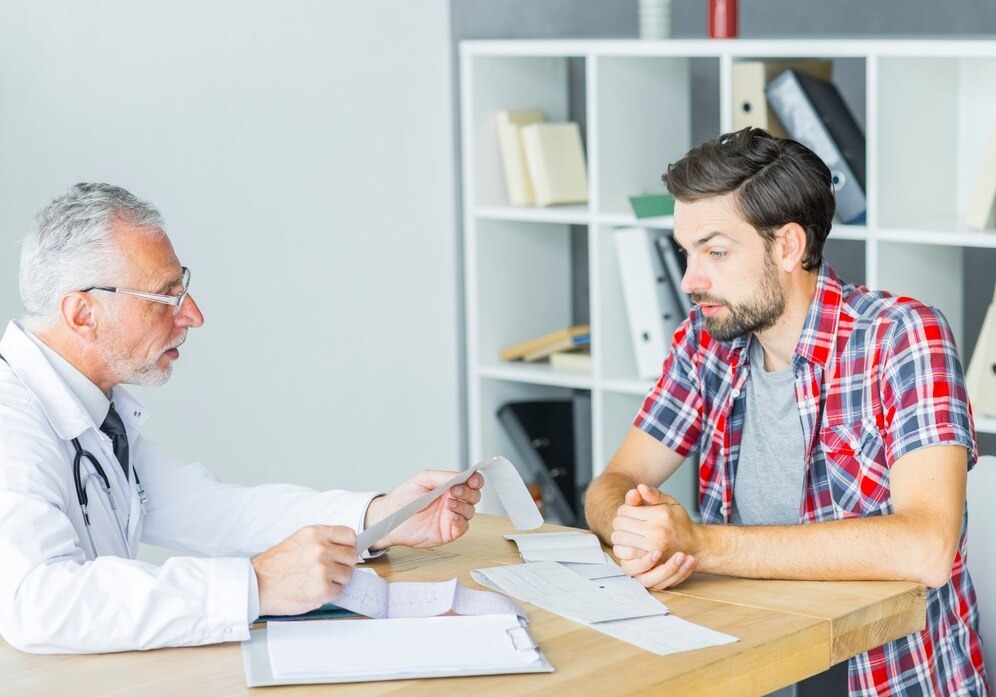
[818,419,891,518]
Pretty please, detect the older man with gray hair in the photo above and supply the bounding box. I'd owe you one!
[0,183,483,653]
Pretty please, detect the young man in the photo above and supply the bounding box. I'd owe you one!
[0,183,483,653]
[585,129,987,694]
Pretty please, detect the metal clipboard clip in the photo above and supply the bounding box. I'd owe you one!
[506,618,539,652]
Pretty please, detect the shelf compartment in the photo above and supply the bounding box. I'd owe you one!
[466,55,583,209]
[876,56,996,231]
[473,220,580,366]
[593,56,692,217]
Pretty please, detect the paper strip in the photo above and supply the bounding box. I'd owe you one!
[356,455,542,552]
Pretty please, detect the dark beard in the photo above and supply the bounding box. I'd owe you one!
[694,258,785,342]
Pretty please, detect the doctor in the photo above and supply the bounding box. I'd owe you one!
[0,183,483,654]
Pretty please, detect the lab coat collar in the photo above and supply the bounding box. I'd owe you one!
[0,320,150,440]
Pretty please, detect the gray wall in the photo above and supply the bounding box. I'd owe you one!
[0,1,461,504]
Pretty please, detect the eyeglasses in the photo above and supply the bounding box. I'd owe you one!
[80,267,191,315]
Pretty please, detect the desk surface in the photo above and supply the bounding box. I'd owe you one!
[0,515,925,696]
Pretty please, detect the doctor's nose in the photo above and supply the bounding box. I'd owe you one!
[176,294,204,329]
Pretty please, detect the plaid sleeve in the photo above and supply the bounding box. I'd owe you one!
[635,319,705,458]
[878,301,977,469]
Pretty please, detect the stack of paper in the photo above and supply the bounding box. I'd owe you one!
[476,531,739,656]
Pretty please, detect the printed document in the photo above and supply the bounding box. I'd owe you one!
[356,455,542,552]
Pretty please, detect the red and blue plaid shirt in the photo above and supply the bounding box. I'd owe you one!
[636,262,987,695]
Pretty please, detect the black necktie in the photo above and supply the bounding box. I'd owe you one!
[100,402,130,478]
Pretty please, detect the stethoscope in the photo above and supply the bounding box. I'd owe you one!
[71,437,147,558]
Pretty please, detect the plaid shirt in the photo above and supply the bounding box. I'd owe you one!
[636,263,988,695]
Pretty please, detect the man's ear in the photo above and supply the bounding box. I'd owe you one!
[775,222,808,272]
[60,292,99,343]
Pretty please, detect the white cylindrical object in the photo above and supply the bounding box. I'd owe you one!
[639,0,672,40]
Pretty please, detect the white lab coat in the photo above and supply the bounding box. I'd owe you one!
[0,320,380,654]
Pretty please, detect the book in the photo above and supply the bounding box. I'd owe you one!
[496,110,544,206]
[614,227,683,379]
[628,192,675,219]
[519,122,589,207]
[732,60,833,138]
[965,120,996,230]
[500,324,591,362]
[497,399,584,526]
[549,349,592,374]
[766,69,867,224]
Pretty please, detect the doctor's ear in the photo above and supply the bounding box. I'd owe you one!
[60,292,100,342]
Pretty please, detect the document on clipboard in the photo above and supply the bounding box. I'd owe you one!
[241,614,554,686]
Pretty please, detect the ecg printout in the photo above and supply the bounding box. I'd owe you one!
[471,561,738,655]
[335,569,527,620]
[356,455,543,552]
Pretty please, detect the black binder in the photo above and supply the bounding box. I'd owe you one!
[765,69,867,225]
[497,397,591,527]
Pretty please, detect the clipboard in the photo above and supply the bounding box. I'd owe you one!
[241,615,554,686]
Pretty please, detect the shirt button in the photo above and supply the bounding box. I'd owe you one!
[225,627,233,635]
[133,411,141,417]
[731,388,741,397]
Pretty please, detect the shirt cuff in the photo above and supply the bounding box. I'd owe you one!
[247,561,260,623]
[358,493,389,560]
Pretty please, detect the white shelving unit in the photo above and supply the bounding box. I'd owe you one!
[460,39,996,515]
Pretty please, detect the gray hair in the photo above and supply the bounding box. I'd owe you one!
[19,183,165,330]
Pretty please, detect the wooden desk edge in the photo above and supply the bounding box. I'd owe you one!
[830,584,928,665]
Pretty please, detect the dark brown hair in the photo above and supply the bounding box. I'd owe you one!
[663,128,835,271]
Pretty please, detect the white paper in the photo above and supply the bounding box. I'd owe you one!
[266,615,540,679]
[561,555,626,580]
[471,560,668,624]
[336,569,526,619]
[471,560,737,656]
[592,613,739,656]
[356,456,542,552]
[504,531,606,564]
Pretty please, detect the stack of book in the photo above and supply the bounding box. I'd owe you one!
[500,325,590,363]
[496,110,588,207]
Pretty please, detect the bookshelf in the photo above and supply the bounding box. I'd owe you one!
[460,39,996,516]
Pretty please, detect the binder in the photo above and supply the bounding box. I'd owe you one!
[497,399,583,526]
[614,227,683,379]
[653,232,692,316]
[765,69,867,225]
[571,392,592,527]
[496,110,544,206]
[732,60,832,138]
[519,122,589,207]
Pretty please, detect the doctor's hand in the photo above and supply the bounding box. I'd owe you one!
[252,525,358,617]
[611,484,699,590]
[366,470,484,550]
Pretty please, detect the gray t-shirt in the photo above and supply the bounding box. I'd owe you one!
[731,337,807,526]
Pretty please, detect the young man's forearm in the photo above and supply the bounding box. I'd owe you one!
[584,471,638,544]
[693,512,957,588]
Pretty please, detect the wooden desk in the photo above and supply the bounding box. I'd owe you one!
[0,515,925,696]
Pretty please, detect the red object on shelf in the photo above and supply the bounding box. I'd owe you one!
[708,0,738,38]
